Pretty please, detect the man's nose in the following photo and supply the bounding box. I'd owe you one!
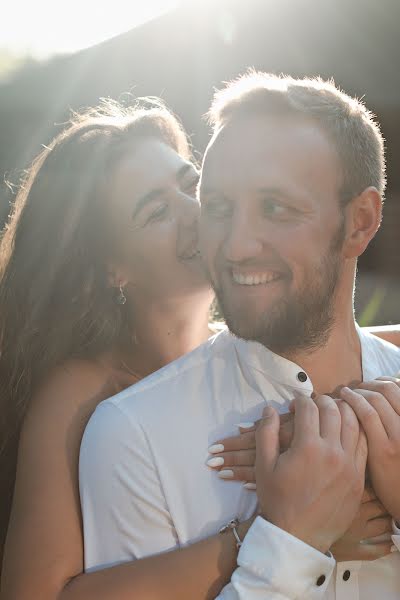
[223,212,264,263]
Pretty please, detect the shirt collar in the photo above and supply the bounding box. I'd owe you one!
[230,323,400,393]
[231,335,314,395]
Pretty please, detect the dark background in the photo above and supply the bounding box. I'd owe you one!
[0,0,398,322]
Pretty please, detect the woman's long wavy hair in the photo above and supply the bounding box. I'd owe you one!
[0,98,190,563]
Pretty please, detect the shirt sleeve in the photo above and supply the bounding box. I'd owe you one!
[216,517,335,600]
[79,400,179,572]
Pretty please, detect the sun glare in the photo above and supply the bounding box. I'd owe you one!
[0,0,180,58]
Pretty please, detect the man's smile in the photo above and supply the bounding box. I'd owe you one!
[232,269,284,286]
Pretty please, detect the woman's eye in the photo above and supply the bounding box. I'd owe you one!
[146,203,168,223]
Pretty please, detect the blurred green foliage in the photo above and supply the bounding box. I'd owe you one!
[358,286,387,327]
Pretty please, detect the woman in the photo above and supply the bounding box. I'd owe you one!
[0,98,398,599]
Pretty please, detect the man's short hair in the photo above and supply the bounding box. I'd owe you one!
[208,71,386,205]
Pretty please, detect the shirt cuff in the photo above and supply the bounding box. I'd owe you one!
[391,519,400,552]
[237,516,335,598]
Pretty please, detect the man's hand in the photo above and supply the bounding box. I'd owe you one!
[331,487,393,561]
[255,394,367,554]
[341,377,400,522]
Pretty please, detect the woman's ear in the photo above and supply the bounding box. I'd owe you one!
[342,187,383,259]
[107,262,130,289]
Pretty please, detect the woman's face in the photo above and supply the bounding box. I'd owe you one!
[107,137,211,305]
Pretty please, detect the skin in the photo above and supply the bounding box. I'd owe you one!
[199,113,382,394]
[199,112,397,559]
[3,139,250,600]
[255,396,367,554]
[107,139,214,375]
[341,377,400,522]
[210,379,399,561]
[2,130,398,598]
[199,114,346,353]
[366,326,400,348]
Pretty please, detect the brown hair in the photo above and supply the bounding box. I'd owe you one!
[208,70,386,205]
[0,98,190,561]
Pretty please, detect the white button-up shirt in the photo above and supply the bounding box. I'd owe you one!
[80,327,400,599]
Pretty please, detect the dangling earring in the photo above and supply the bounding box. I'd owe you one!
[117,283,127,305]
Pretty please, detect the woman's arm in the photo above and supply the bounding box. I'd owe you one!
[1,362,250,600]
[62,526,251,600]
[366,324,400,347]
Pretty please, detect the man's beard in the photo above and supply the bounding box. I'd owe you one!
[213,222,345,355]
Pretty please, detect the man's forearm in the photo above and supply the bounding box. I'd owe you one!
[367,325,400,347]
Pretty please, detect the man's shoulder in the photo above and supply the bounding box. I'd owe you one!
[101,329,237,417]
[358,325,400,380]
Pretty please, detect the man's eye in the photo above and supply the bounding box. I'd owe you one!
[263,200,289,218]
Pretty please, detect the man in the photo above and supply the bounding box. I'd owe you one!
[80,73,400,598]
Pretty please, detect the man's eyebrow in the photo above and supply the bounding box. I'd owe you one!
[199,185,287,195]
[256,187,286,196]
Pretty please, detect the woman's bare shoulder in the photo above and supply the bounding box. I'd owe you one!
[25,357,117,432]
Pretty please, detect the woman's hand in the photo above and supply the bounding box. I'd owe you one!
[207,426,256,485]
[331,487,393,561]
[207,412,295,485]
[341,377,400,522]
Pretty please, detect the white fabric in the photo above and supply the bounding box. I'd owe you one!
[80,327,400,599]
[220,517,335,599]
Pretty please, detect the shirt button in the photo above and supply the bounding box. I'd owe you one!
[316,575,326,586]
[343,570,351,581]
[297,371,308,383]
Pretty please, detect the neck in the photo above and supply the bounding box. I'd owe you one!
[120,291,213,378]
[287,318,361,396]
[284,281,362,395]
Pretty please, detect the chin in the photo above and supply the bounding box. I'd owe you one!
[221,307,266,341]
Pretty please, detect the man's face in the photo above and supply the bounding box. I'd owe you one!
[199,114,347,354]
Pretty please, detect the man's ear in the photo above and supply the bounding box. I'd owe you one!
[342,187,383,259]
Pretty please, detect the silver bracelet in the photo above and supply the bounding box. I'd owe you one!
[219,518,242,550]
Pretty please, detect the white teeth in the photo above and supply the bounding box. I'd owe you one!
[232,272,280,285]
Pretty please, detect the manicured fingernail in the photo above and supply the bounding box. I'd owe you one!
[206,457,224,468]
[243,482,257,490]
[391,545,398,553]
[236,422,254,429]
[341,386,352,394]
[208,444,224,454]
[218,469,234,479]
